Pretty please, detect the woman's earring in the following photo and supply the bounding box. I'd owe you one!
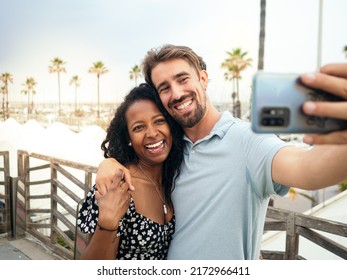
[128,142,132,146]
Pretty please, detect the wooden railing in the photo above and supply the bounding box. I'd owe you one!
[262,207,347,260]
[0,151,10,233]
[14,150,97,259]
[1,150,347,260]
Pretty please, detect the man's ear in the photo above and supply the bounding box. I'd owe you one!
[200,70,208,90]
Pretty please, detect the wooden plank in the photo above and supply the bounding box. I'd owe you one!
[26,228,73,259]
[52,193,76,217]
[27,208,50,214]
[266,207,291,222]
[53,209,75,233]
[28,163,50,172]
[52,178,81,205]
[298,226,347,259]
[260,250,285,260]
[27,194,50,199]
[28,179,51,185]
[52,225,74,250]
[295,214,347,237]
[27,223,51,229]
[263,220,286,231]
[53,164,85,190]
[31,152,97,173]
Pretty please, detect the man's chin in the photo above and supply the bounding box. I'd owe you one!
[176,116,198,128]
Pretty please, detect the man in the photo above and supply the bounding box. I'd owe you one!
[96,45,347,259]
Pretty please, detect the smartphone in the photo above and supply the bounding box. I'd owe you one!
[251,71,347,134]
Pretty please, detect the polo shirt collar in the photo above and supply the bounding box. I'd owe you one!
[183,111,235,143]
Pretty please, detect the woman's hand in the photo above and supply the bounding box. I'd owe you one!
[95,169,131,230]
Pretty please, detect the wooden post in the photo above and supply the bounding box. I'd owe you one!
[284,212,299,259]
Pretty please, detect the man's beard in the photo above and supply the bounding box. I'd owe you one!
[171,97,206,128]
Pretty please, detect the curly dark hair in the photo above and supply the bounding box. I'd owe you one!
[101,83,184,203]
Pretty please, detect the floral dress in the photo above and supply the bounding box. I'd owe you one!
[77,185,175,260]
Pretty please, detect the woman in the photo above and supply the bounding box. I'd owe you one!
[77,83,184,259]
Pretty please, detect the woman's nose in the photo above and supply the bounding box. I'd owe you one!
[146,124,158,137]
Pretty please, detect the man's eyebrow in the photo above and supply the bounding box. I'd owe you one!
[174,71,190,79]
[156,71,190,91]
[156,80,167,91]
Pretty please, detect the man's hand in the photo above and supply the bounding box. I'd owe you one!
[301,63,347,144]
[96,158,135,196]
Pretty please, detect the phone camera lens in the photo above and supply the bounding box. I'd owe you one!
[261,117,284,126]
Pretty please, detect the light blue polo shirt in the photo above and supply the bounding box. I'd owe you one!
[167,111,289,260]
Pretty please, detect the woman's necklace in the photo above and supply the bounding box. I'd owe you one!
[138,164,168,215]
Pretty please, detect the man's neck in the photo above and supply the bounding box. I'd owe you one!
[184,104,221,143]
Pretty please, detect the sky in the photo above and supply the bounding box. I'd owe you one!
[1,0,346,106]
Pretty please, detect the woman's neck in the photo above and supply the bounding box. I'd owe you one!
[137,161,163,184]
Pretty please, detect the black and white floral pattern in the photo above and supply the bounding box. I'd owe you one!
[77,185,175,260]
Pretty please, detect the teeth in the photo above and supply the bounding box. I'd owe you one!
[177,100,192,110]
[146,140,163,149]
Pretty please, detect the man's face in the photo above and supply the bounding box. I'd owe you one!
[151,59,208,128]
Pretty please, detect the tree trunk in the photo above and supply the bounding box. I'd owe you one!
[2,93,5,120]
[97,75,100,119]
[58,73,61,115]
[258,0,266,70]
[5,88,9,119]
[75,86,77,113]
[27,92,30,116]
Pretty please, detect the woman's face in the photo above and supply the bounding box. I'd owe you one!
[126,99,173,166]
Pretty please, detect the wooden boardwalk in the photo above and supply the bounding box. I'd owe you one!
[0,233,62,260]
[1,150,347,260]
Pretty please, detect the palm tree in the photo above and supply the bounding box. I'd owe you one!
[49,57,66,115]
[344,45,347,58]
[129,64,142,86]
[221,48,252,118]
[0,72,13,119]
[21,77,37,116]
[88,61,109,118]
[0,86,6,120]
[69,75,81,113]
[258,0,266,70]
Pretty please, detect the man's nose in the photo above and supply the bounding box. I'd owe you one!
[171,83,184,100]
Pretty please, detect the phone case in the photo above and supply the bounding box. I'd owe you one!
[251,72,347,134]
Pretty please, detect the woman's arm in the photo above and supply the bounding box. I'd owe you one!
[80,228,120,260]
[80,169,131,259]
